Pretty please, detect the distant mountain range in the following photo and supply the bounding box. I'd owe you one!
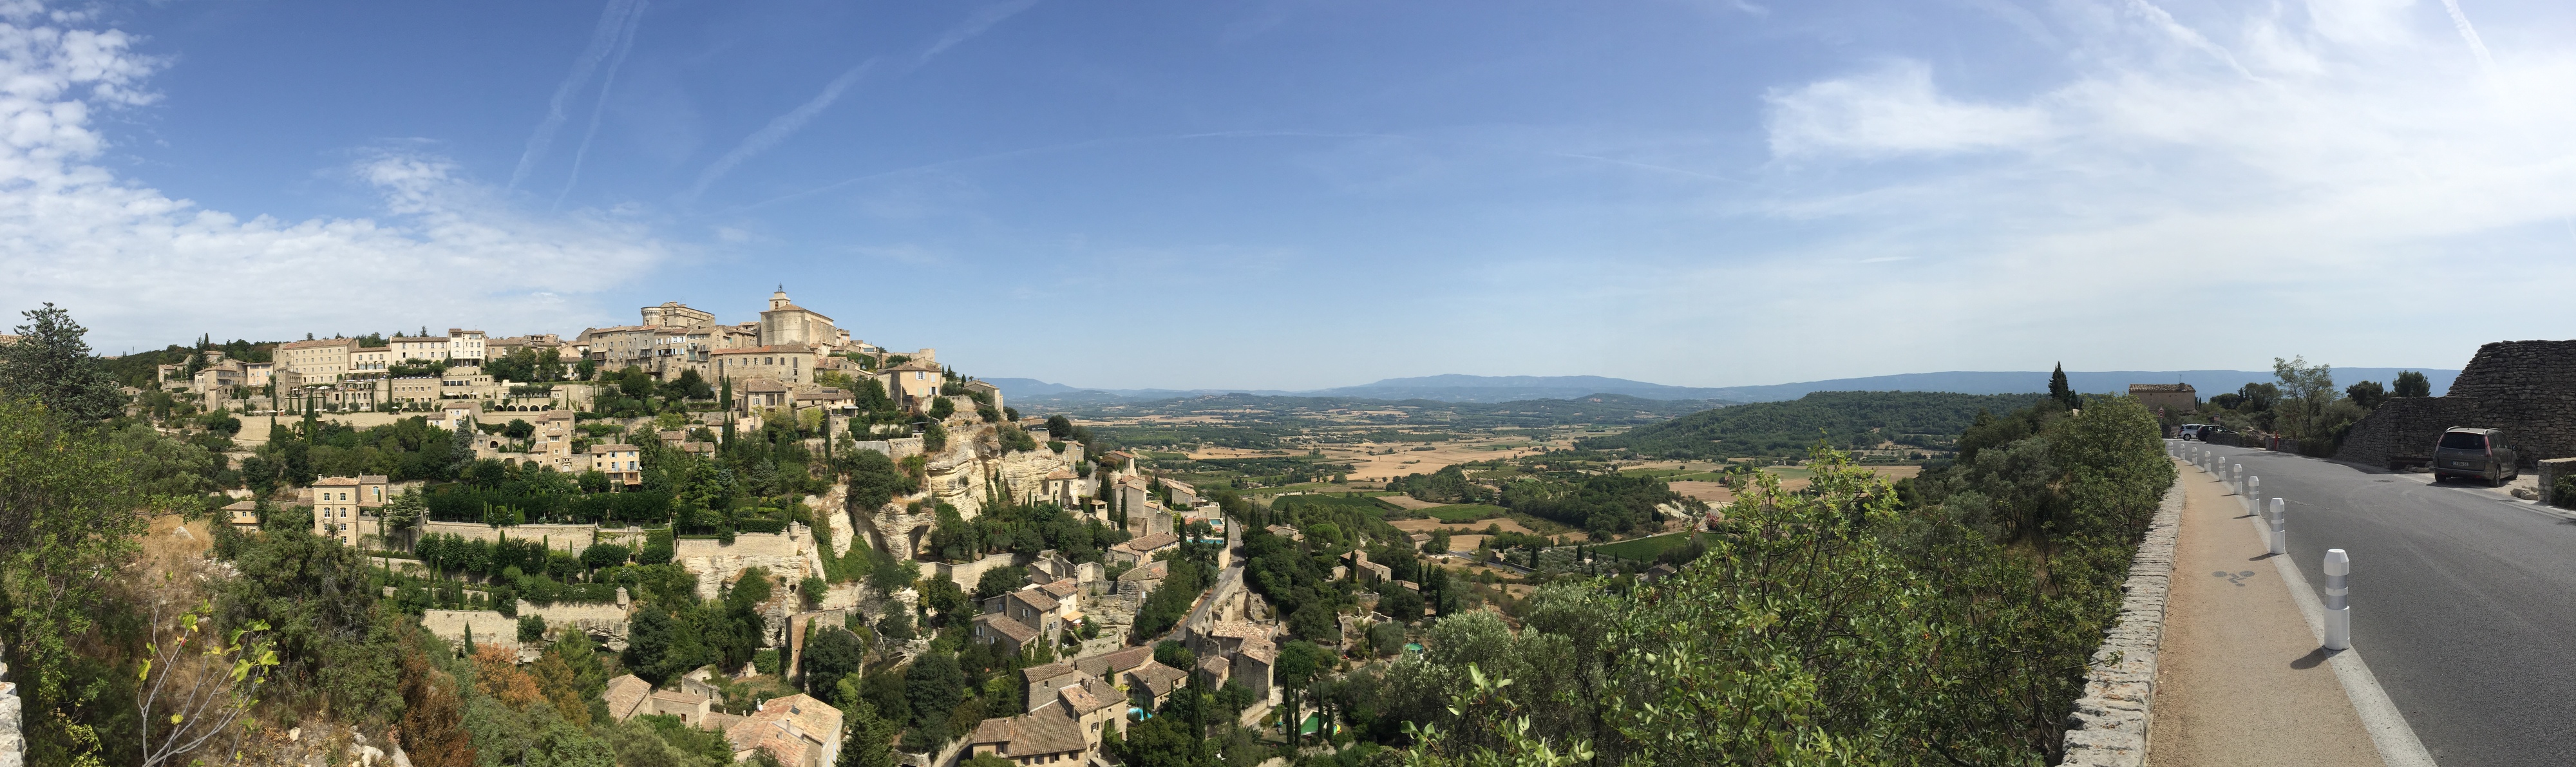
[986,368,2458,406]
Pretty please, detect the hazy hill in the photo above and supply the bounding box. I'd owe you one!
[990,368,2458,406]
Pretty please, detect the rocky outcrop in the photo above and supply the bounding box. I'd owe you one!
[672,527,819,601]
[2338,340,2576,468]
[851,421,1081,562]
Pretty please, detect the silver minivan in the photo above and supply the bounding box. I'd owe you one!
[2434,428,2520,487]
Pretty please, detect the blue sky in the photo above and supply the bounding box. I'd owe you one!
[1,0,2570,389]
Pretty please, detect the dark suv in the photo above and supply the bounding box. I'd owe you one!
[2434,428,2519,487]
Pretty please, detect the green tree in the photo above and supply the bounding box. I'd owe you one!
[836,697,898,767]
[2345,380,2388,410]
[0,303,124,422]
[2393,370,2432,398]
[2273,355,2336,440]
[903,651,965,732]
[802,628,866,706]
[0,395,159,760]
[2047,362,2078,410]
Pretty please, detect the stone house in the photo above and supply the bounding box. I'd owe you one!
[712,344,820,387]
[310,475,387,546]
[591,444,642,486]
[964,705,1090,766]
[1107,532,1179,565]
[2128,383,2198,417]
[735,377,791,410]
[278,337,357,384]
[1123,660,1190,711]
[883,359,943,411]
[971,612,1039,656]
[724,692,842,767]
[220,500,260,529]
[980,587,1064,647]
[961,379,1003,413]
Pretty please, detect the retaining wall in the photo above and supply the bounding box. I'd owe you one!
[2058,479,2185,765]
[2339,340,2576,469]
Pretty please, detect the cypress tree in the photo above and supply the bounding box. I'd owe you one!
[2048,363,2078,410]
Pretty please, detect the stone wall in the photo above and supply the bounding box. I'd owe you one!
[420,609,521,656]
[2058,480,2183,765]
[417,520,651,552]
[0,660,21,767]
[521,598,634,650]
[2338,340,2576,468]
[929,552,1019,590]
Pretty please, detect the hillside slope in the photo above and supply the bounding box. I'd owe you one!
[1578,391,2047,459]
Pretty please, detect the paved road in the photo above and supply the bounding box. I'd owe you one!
[2184,442,2576,766]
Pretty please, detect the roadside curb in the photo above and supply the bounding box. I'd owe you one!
[2059,478,2185,766]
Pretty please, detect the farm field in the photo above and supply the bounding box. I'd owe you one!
[1593,531,1701,562]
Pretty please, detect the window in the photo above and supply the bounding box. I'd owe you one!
[2440,432,2488,450]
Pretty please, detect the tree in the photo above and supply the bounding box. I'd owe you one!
[0,395,157,746]
[2047,363,2078,410]
[802,628,866,705]
[903,652,965,732]
[384,489,427,549]
[620,367,655,399]
[2393,370,2432,398]
[399,629,477,767]
[1045,415,1074,440]
[2273,355,2336,440]
[449,422,478,478]
[520,614,548,643]
[928,397,955,421]
[0,304,124,422]
[505,419,536,439]
[837,698,898,767]
[2345,381,2388,410]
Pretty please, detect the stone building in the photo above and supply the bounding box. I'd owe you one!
[2338,340,2576,469]
[757,289,845,348]
[2128,383,2197,417]
[310,475,388,546]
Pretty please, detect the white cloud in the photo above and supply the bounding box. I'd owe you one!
[0,8,670,351]
[1726,0,2576,375]
[1764,61,2056,158]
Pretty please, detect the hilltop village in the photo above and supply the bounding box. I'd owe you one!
[118,288,1456,767]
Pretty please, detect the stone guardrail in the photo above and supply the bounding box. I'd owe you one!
[2059,478,2184,766]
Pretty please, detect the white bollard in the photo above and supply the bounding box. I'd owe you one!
[2323,549,2351,650]
[2246,476,2259,513]
[2266,498,2286,555]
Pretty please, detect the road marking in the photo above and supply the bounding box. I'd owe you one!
[2226,459,2438,767]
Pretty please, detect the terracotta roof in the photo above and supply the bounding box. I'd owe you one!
[1237,641,1277,666]
[1197,656,1230,680]
[724,693,841,766]
[2130,383,2197,393]
[1204,621,1269,640]
[1019,662,1077,685]
[1010,588,1059,612]
[1126,661,1189,697]
[1118,560,1168,582]
[279,338,355,350]
[588,444,639,454]
[1057,683,1110,716]
[966,706,1088,759]
[602,674,652,720]
[974,612,1038,643]
[1115,532,1179,553]
[357,475,388,484]
[1045,468,1075,480]
[1073,646,1153,678]
[315,477,360,487]
[1041,580,1077,599]
[741,378,790,393]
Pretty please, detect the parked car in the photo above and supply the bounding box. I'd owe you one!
[2178,424,2210,440]
[2433,428,2520,487]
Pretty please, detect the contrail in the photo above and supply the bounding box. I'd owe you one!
[913,0,1040,70]
[681,1,1043,205]
[554,0,649,211]
[2439,0,2499,79]
[2121,0,2261,82]
[510,0,643,191]
[681,59,878,206]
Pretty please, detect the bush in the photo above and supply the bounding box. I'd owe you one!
[518,614,547,643]
[753,649,781,676]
